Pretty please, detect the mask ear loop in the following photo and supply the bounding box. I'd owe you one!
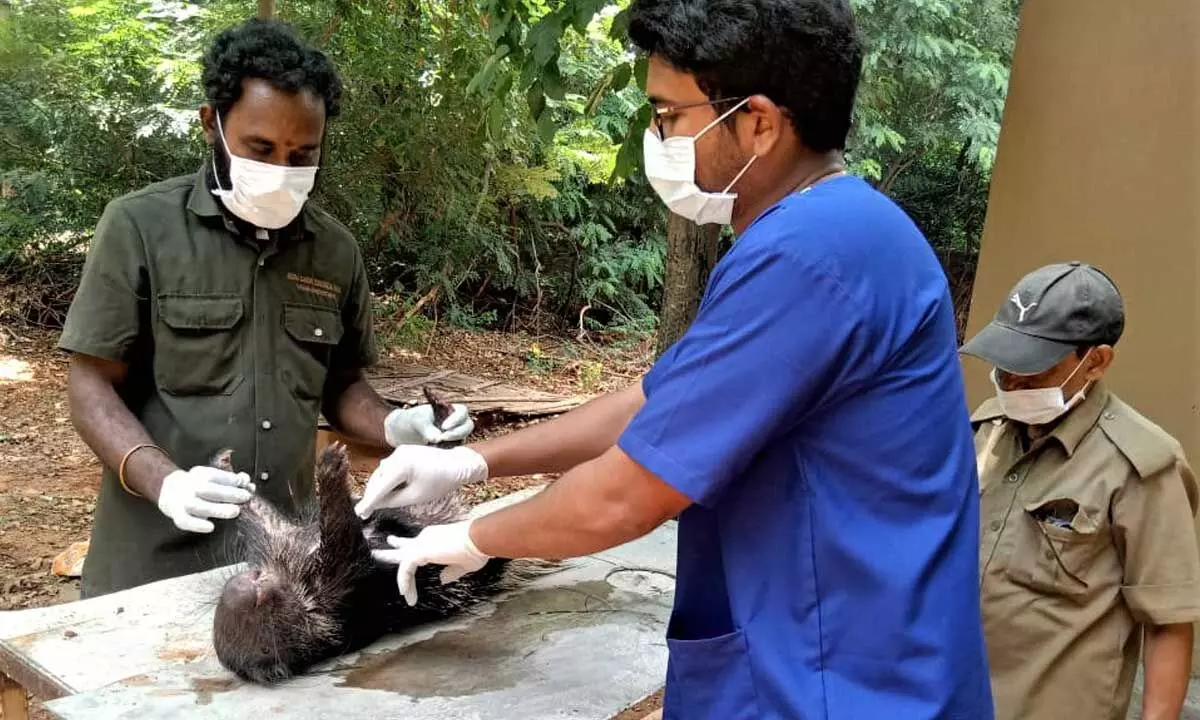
[1059,348,1095,410]
[692,98,757,195]
[693,97,752,142]
[721,155,758,194]
[211,111,232,194]
[1059,348,1093,390]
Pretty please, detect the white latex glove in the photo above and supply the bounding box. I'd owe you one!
[370,520,491,606]
[157,466,256,534]
[384,403,474,447]
[355,445,489,518]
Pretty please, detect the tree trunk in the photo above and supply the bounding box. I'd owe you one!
[656,213,721,357]
[257,0,275,18]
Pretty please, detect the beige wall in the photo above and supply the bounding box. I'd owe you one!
[962,0,1200,670]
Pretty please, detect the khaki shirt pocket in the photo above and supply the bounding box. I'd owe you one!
[155,294,245,396]
[1005,498,1108,600]
[280,303,344,405]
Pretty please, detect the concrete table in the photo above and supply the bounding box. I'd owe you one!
[0,489,677,719]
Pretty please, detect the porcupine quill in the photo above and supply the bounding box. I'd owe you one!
[209,443,545,685]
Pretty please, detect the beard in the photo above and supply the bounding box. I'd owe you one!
[695,125,754,195]
[208,138,233,192]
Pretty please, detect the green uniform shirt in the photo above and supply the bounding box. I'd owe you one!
[59,166,377,598]
[972,381,1200,720]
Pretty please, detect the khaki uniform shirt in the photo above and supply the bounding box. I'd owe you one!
[972,381,1200,720]
[59,167,377,598]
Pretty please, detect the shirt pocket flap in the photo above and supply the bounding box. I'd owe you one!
[1021,497,1100,538]
[159,295,244,331]
[282,303,343,347]
[1007,497,1107,597]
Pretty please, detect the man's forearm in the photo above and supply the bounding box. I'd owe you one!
[325,375,392,448]
[1142,622,1194,720]
[470,444,688,560]
[67,357,178,502]
[470,380,646,479]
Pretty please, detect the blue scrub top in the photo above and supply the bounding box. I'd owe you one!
[619,176,993,720]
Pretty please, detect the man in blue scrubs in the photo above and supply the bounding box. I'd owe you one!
[360,0,993,716]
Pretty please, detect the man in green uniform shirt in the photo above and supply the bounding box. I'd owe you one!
[58,19,472,599]
[962,261,1200,720]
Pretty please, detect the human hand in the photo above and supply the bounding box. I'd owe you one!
[384,403,474,447]
[370,520,491,606]
[354,445,489,518]
[156,466,255,534]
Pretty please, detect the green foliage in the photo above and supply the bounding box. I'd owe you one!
[848,0,1017,186]
[0,0,218,264]
[476,0,1018,261]
[0,0,666,332]
[0,0,1019,334]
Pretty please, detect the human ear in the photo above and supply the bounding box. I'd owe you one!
[199,105,216,145]
[1085,346,1115,381]
[744,95,783,158]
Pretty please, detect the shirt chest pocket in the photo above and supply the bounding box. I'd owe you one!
[280,303,344,406]
[1005,498,1110,600]
[155,294,246,396]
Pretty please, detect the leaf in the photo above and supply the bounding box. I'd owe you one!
[634,55,649,92]
[466,45,510,96]
[527,12,564,68]
[487,8,513,44]
[527,82,546,120]
[571,0,598,33]
[519,55,541,89]
[610,107,649,181]
[537,110,558,143]
[608,7,630,40]
[541,60,565,100]
[494,72,515,101]
[611,62,632,91]
[487,101,507,139]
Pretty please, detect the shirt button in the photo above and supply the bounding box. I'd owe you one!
[257,258,265,267]
[989,520,1001,532]
[1044,549,1055,561]
[1005,473,1019,484]
[313,328,324,338]
[1104,412,1116,420]
[261,420,272,431]
[260,472,270,482]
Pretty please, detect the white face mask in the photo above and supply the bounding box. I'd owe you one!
[211,113,318,230]
[991,350,1093,426]
[642,98,758,226]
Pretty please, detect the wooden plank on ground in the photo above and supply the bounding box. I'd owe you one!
[364,364,591,418]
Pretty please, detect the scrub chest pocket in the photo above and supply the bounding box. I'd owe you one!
[280,302,343,406]
[155,294,245,396]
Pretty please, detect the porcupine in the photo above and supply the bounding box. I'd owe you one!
[211,388,531,684]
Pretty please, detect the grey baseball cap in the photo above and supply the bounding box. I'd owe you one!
[960,261,1125,375]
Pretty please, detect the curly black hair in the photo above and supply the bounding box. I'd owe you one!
[628,0,863,153]
[201,18,343,119]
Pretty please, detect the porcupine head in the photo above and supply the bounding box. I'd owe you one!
[210,443,373,684]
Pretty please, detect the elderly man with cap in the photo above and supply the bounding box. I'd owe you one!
[961,261,1200,720]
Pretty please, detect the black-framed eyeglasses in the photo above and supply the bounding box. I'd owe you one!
[651,96,750,141]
